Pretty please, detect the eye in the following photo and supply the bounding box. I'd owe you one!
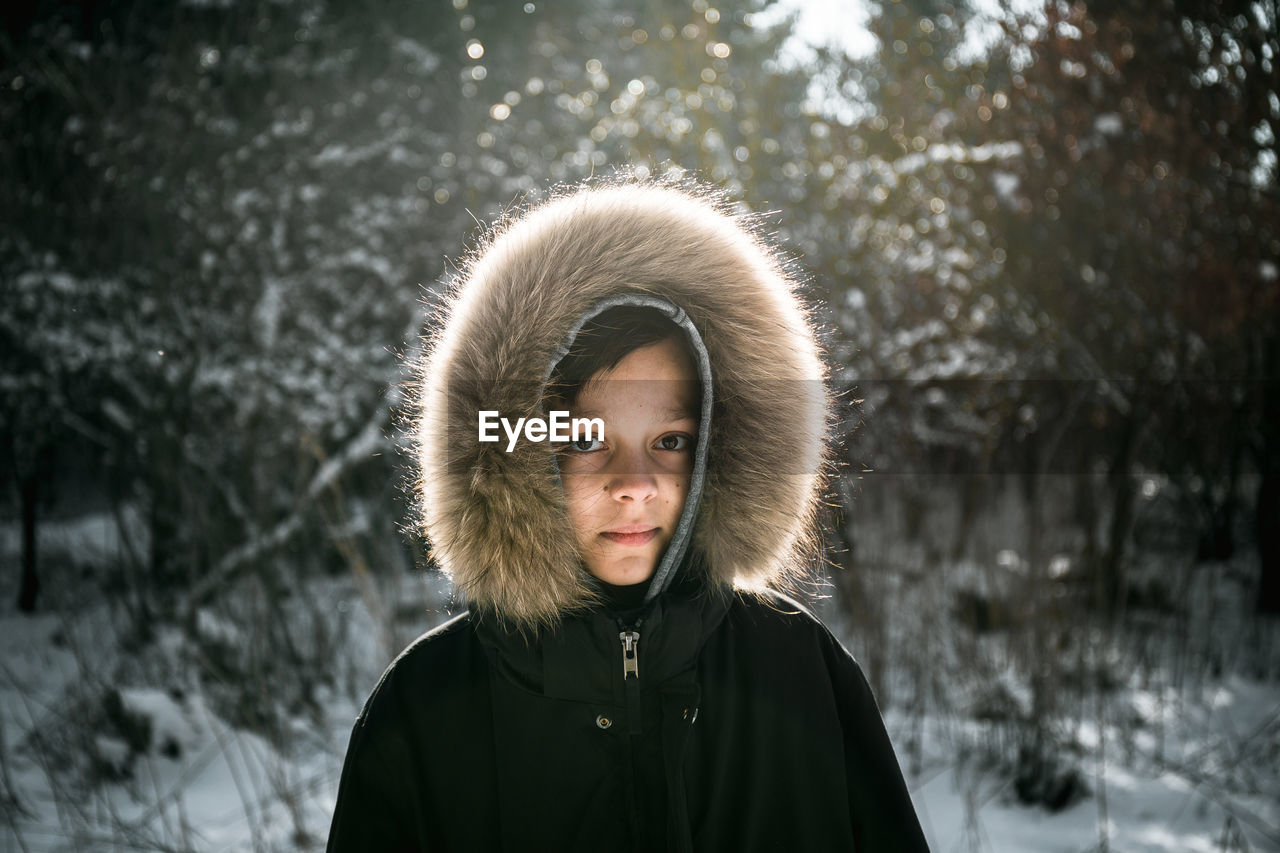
[569,436,604,452]
[655,434,691,452]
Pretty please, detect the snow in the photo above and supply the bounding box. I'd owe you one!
[392,37,441,75]
[254,277,285,349]
[309,128,413,168]
[94,735,131,774]
[992,170,1021,201]
[893,663,1280,851]
[1095,113,1125,136]
[911,758,1268,852]
[0,559,436,851]
[0,504,146,570]
[195,608,243,648]
[891,141,1023,175]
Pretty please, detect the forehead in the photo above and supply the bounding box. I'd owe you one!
[575,338,699,415]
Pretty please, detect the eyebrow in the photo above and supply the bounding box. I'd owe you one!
[572,407,697,422]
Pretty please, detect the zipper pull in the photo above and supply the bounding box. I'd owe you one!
[619,630,640,680]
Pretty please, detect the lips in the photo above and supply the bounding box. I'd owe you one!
[601,526,658,546]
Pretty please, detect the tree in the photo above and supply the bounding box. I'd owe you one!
[986,0,1279,610]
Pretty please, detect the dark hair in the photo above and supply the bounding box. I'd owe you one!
[547,306,696,407]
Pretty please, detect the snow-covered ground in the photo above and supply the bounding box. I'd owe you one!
[0,607,345,850]
[2,512,1277,851]
[897,670,1280,851]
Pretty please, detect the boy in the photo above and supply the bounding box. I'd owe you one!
[327,180,929,851]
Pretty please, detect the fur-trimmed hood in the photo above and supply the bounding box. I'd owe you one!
[413,179,829,628]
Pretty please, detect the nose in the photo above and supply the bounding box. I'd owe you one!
[605,451,658,503]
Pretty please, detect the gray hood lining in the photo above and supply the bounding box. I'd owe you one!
[544,294,714,602]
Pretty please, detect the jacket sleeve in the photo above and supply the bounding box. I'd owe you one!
[822,631,932,852]
[326,690,422,853]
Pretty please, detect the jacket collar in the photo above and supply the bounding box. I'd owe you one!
[474,570,732,703]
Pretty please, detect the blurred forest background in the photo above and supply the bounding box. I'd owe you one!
[2,0,1278,849]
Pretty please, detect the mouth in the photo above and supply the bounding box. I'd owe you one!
[600,526,659,546]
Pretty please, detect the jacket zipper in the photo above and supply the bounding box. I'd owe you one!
[618,619,643,736]
[619,629,640,678]
[618,619,645,852]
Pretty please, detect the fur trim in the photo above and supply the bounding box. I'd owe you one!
[412,178,830,628]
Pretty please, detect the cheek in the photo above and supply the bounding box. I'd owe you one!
[562,476,608,529]
[660,475,690,509]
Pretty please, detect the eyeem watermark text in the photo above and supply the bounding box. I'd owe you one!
[478,411,604,452]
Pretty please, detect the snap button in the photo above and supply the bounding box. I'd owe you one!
[595,715,612,730]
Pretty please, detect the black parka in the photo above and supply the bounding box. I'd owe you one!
[328,181,930,851]
[326,574,929,851]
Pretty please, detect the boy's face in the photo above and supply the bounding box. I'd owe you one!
[559,336,699,586]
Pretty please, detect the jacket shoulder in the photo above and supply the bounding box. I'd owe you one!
[338,610,488,796]
[328,612,490,851]
[360,611,478,711]
[713,590,869,685]
[717,593,930,850]
[723,590,844,648]
[383,610,476,678]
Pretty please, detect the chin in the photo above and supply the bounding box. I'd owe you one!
[594,559,657,586]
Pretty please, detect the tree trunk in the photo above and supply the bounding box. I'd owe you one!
[1075,470,1100,579]
[950,469,987,563]
[18,469,38,613]
[1197,395,1245,562]
[1100,408,1142,621]
[1257,470,1280,614]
